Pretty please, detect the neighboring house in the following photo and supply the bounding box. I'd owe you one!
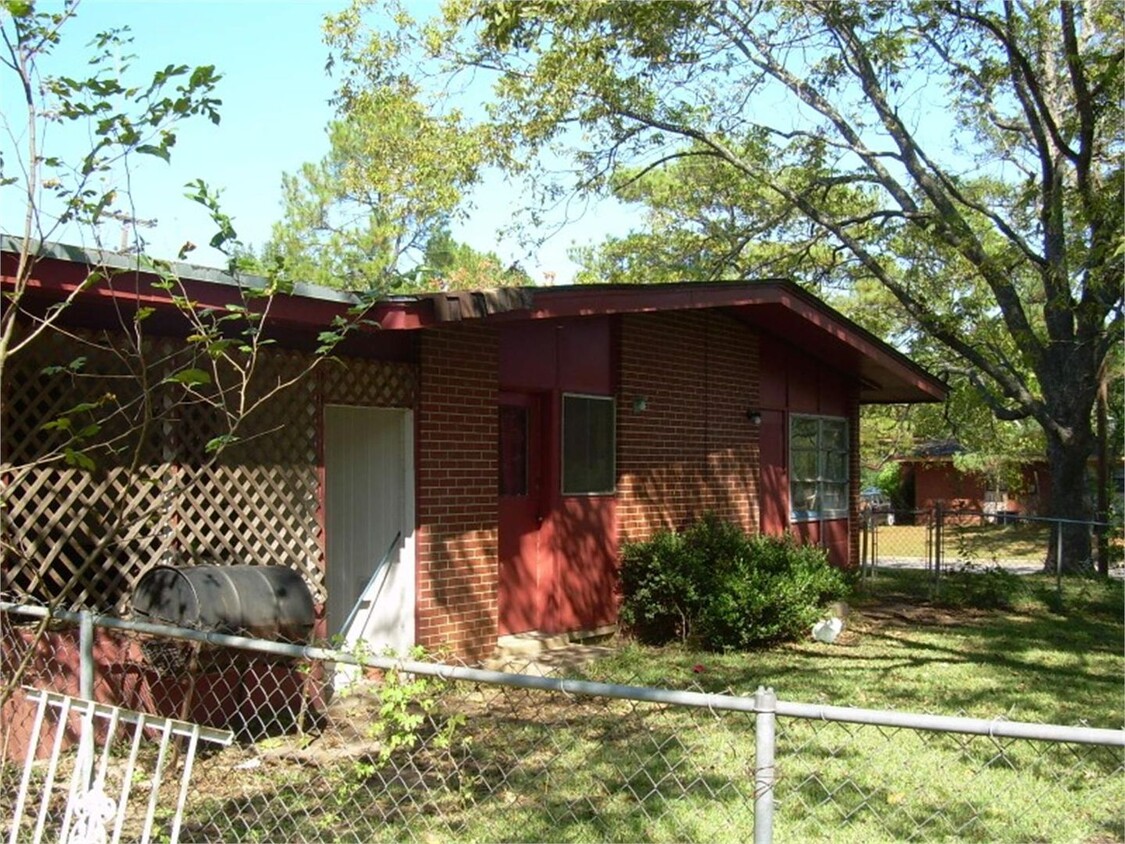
[1,241,946,669]
[900,441,1051,522]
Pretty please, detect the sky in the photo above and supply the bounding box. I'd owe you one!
[1,0,630,283]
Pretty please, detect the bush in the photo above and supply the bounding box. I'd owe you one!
[618,515,848,651]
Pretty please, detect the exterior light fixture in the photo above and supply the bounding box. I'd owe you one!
[632,396,648,412]
[747,409,762,425]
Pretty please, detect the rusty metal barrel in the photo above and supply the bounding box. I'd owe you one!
[132,565,315,642]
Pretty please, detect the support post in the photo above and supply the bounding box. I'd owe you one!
[933,503,944,584]
[79,610,94,700]
[754,686,777,844]
[1056,524,1063,600]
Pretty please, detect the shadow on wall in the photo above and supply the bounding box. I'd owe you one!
[547,497,619,633]
[619,453,759,543]
[423,528,499,662]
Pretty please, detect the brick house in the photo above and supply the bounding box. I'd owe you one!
[900,441,1051,522]
[2,241,946,666]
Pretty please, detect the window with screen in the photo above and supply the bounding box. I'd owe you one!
[562,394,615,495]
[790,414,848,521]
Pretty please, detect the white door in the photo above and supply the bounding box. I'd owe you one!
[324,405,414,655]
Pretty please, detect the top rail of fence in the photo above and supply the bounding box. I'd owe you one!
[3,601,1122,748]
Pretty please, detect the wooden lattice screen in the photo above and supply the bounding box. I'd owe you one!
[1,327,417,613]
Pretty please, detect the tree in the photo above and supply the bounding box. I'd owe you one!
[367,0,1122,569]
[416,223,532,290]
[263,5,490,292]
[0,1,360,709]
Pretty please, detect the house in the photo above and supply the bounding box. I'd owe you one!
[2,240,946,670]
[899,441,1050,523]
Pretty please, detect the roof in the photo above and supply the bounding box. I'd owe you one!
[1,236,946,404]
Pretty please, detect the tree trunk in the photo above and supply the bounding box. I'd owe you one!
[1043,428,1095,574]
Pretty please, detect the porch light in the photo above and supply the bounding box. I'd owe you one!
[747,409,762,425]
[632,396,648,412]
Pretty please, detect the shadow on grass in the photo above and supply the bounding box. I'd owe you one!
[178,688,759,843]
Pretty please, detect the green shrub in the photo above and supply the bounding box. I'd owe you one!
[618,515,848,651]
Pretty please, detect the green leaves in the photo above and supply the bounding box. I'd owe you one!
[164,368,212,388]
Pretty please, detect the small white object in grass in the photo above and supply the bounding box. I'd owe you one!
[812,616,844,644]
[235,757,262,770]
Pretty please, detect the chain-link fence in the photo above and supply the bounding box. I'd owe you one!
[3,603,1122,843]
[860,507,1119,585]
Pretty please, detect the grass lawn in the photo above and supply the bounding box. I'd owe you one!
[873,521,1055,563]
[166,570,1122,844]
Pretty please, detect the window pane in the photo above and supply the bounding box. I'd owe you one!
[562,395,615,495]
[824,451,848,482]
[791,481,819,517]
[791,417,818,449]
[792,449,819,479]
[499,405,528,496]
[822,419,846,451]
[821,483,848,513]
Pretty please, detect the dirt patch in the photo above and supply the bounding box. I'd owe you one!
[852,599,993,630]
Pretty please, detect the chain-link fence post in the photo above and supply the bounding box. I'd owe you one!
[79,610,94,700]
[754,686,777,844]
[1055,524,1064,599]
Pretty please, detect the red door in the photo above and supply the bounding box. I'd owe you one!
[498,392,546,635]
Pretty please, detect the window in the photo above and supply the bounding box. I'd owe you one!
[790,415,848,521]
[562,394,615,495]
[498,404,528,496]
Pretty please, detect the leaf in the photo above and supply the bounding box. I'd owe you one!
[135,143,171,162]
[205,434,238,454]
[63,448,97,471]
[164,368,212,387]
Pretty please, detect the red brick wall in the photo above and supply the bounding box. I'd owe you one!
[617,311,760,542]
[415,326,498,660]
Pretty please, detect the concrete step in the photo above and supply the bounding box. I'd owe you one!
[483,626,617,676]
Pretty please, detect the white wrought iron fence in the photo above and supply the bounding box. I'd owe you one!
[2,602,1122,843]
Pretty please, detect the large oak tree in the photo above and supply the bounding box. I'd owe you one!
[358,0,1121,568]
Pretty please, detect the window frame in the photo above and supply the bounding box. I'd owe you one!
[789,413,849,522]
[560,392,616,496]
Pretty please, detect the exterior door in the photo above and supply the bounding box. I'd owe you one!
[324,405,415,654]
[498,392,546,635]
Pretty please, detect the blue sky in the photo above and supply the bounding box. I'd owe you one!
[2,0,627,283]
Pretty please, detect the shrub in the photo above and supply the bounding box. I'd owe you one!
[618,515,848,651]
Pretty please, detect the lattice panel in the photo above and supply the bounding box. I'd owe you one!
[2,329,163,468]
[4,327,420,611]
[156,347,324,601]
[320,357,418,408]
[2,464,177,611]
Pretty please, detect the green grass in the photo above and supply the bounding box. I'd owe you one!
[99,571,1125,843]
[588,570,1122,724]
[874,521,1053,563]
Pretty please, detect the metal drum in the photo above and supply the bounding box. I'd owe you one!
[133,565,314,642]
